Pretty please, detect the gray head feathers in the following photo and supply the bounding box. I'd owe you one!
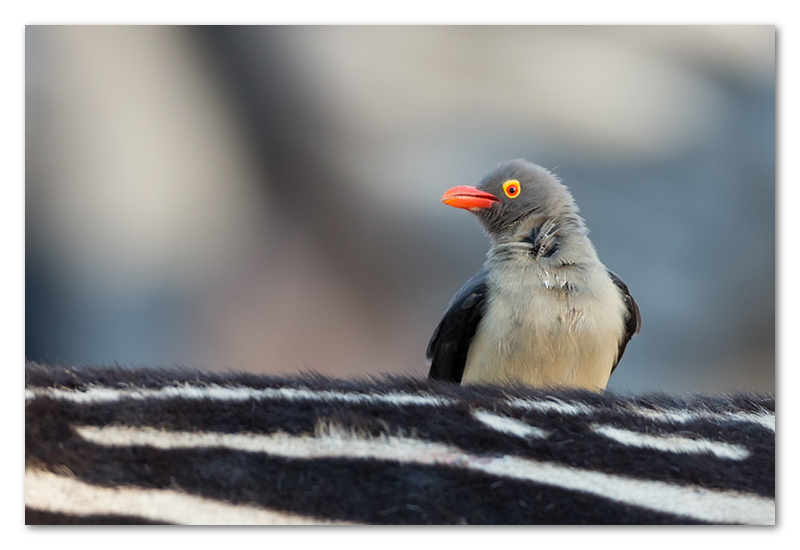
[473,159,589,250]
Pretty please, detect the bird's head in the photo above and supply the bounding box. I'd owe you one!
[442,159,583,245]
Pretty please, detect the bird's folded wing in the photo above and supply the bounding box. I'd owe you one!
[607,269,642,374]
[427,268,489,383]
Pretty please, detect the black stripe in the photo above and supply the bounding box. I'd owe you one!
[25,508,173,525]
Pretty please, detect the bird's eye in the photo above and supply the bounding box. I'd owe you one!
[503,179,521,198]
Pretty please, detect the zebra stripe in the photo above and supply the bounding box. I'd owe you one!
[590,424,751,461]
[25,384,457,408]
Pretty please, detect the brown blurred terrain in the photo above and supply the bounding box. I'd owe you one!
[25,26,775,393]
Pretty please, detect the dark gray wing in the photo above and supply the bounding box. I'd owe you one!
[427,268,489,383]
[607,269,642,375]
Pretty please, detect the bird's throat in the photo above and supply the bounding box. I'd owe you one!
[522,221,561,259]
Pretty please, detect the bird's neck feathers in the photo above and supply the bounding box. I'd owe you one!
[487,192,596,263]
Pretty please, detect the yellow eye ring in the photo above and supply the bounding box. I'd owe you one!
[503,179,521,198]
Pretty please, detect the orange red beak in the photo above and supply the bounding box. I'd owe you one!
[441,186,500,210]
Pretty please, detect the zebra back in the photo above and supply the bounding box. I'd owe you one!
[25,361,775,525]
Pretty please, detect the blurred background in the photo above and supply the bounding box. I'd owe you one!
[25,25,775,394]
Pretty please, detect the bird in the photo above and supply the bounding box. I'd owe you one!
[426,159,641,390]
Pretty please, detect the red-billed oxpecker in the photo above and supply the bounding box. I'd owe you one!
[427,159,641,390]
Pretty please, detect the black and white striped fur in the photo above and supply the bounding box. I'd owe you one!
[25,362,774,525]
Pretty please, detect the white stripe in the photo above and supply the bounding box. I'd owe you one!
[726,411,775,431]
[504,397,594,416]
[625,406,776,432]
[76,425,774,525]
[25,469,351,525]
[25,384,456,408]
[477,455,773,525]
[472,410,549,439]
[591,424,751,460]
[505,396,775,432]
[77,425,455,464]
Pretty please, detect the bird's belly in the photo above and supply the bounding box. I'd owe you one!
[461,285,623,390]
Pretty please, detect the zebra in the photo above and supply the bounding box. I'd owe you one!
[25,361,775,525]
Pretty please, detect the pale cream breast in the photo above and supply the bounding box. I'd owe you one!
[461,261,626,390]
